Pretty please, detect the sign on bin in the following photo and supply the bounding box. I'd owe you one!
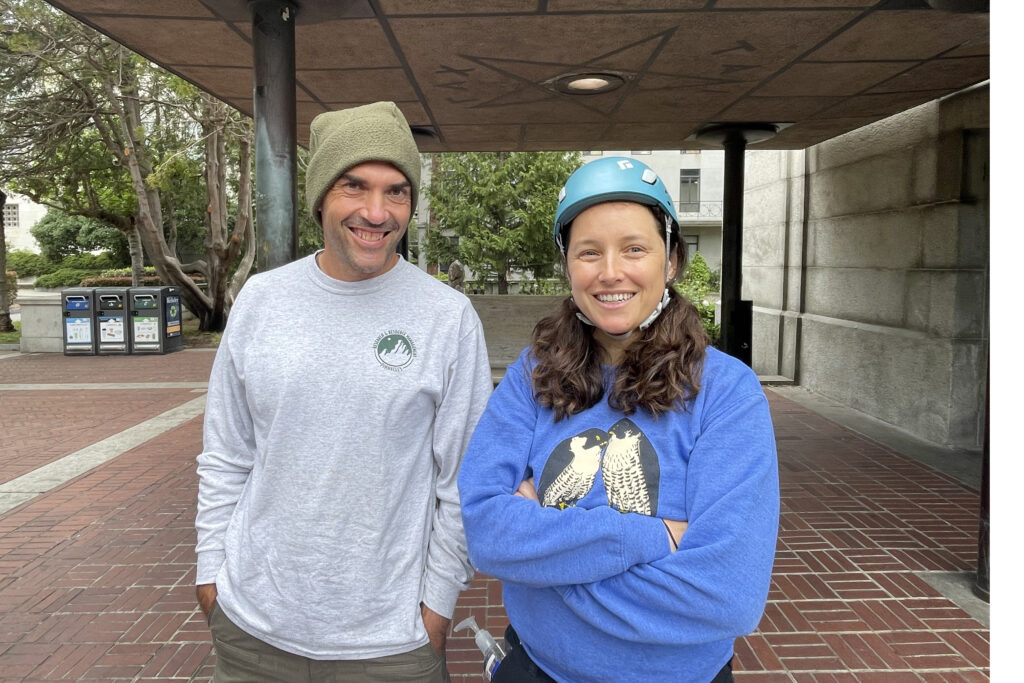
[129,286,183,354]
[95,288,130,355]
[62,287,96,355]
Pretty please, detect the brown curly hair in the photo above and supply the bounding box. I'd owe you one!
[530,237,708,421]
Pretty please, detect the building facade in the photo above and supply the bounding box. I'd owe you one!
[2,192,45,253]
[743,85,989,452]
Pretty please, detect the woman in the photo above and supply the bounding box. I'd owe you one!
[458,157,779,683]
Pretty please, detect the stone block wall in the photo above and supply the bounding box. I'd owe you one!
[744,85,988,450]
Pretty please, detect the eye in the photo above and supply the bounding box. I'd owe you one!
[386,186,412,204]
[338,180,365,196]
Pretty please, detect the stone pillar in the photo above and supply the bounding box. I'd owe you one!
[17,291,62,353]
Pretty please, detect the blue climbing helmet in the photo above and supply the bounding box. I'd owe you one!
[553,156,679,254]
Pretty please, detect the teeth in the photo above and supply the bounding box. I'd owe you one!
[597,293,633,302]
[352,228,386,242]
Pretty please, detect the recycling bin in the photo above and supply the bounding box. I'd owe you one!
[61,287,96,355]
[129,286,184,354]
[94,287,131,355]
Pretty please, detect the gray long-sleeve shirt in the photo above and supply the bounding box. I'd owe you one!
[195,254,492,659]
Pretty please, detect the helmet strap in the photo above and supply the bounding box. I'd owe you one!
[572,287,672,339]
[639,288,671,330]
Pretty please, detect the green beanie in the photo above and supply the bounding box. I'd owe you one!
[306,101,421,223]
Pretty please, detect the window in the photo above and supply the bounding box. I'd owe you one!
[2,203,18,230]
[679,169,699,214]
[682,235,699,263]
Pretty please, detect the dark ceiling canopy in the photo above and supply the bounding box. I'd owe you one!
[43,0,989,152]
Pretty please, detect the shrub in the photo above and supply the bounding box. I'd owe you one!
[518,278,569,295]
[675,252,721,345]
[79,275,162,287]
[78,273,206,288]
[34,268,98,289]
[99,266,157,278]
[60,252,117,271]
[5,250,56,277]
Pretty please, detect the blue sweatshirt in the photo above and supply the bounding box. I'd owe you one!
[458,346,779,683]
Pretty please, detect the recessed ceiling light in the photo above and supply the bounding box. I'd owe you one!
[550,72,626,95]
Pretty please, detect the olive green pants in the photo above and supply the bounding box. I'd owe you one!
[208,602,450,683]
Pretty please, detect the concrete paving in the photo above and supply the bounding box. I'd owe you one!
[0,336,990,681]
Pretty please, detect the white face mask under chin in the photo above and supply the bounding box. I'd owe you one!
[575,287,671,340]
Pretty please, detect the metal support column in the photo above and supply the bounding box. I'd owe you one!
[974,359,989,601]
[250,0,298,271]
[695,123,778,365]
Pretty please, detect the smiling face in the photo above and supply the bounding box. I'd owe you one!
[566,201,677,363]
[318,161,412,282]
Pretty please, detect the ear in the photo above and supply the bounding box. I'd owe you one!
[667,248,679,281]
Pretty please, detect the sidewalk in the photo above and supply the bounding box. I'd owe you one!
[0,349,989,681]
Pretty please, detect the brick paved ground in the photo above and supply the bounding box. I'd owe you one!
[0,351,989,681]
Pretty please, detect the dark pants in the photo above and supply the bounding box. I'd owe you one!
[208,602,449,683]
[492,625,734,683]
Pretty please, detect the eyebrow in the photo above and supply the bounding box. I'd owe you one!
[339,173,411,192]
[572,233,660,247]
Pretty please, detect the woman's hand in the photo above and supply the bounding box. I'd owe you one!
[514,477,539,502]
[516,476,688,553]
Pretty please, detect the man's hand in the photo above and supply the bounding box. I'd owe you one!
[196,583,218,617]
[420,603,450,655]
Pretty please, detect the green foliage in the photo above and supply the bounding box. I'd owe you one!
[0,320,19,344]
[100,266,157,278]
[34,268,96,289]
[30,210,128,264]
[78,273,203,287]
[1,2,257,331]
[518,278,570,296]
[60,252,117,271]
[296,146,325,255]
[147,149,208,259]
[675,252,721,344]
[4,249,54,277]
[424,151,582,292]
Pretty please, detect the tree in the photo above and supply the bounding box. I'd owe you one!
[424,151,581,294]
[0,189,13,333]
[30,209,128,263]
[0,0,254,331]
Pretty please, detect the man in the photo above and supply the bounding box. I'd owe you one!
[195,101,493,681]
[448,259,465,293]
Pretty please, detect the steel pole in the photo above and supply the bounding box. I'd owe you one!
[974,358,990,601]
[719,129,748,362]
[250,0,298,271]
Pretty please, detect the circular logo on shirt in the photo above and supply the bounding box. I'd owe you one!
[374,331,416,371]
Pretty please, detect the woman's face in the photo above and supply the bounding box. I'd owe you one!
[566,201,677,359]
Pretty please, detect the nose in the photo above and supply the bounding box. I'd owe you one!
[362,190,391,225]
[598,253,623,282]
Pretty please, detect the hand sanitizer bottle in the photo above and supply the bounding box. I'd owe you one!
[455,616,506,681]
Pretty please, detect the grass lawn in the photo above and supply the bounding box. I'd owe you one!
[181,317,222,348]
[0,320,20,344]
